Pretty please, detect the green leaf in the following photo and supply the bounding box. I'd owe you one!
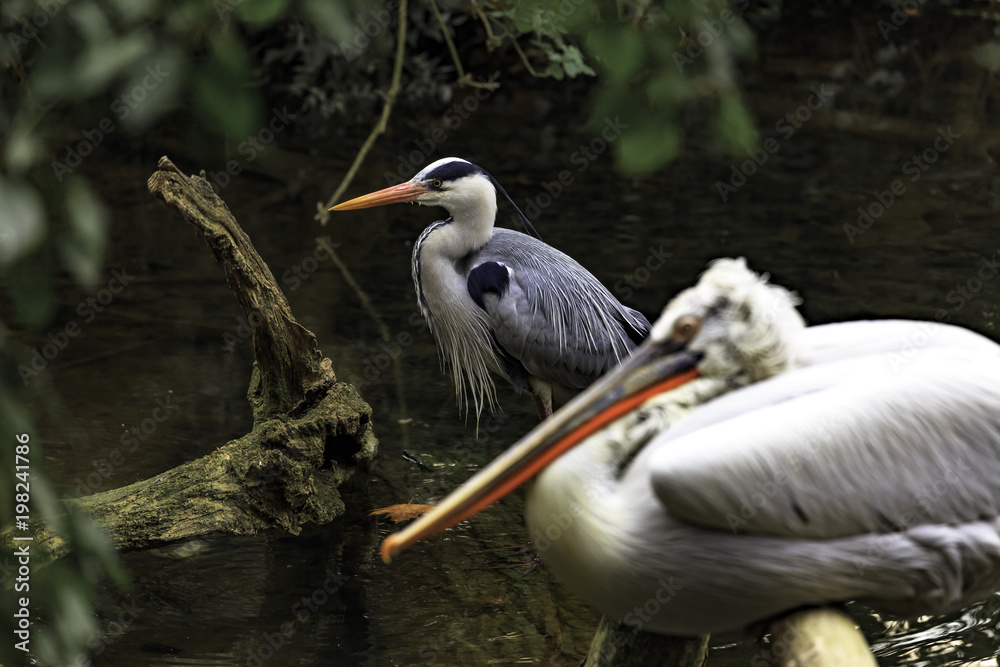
[0,178,46,266]
[557,41,595,78]
[8,252,55,328]
[115,48,184,131]
[236,0,291,25]
[586,26,645,81]
[713,94,757,153]
[35,32,151,98]
[646,69,684,108]
[303,0,354,43]
[194,72,258,141]
[109,0,159,22]
[210,30,250,75]
[193,32,258,139]
[3,122,44,175]
[61,177,108,286]
[616,118,681,175]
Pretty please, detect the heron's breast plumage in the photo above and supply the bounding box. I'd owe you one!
[412,221,506,416]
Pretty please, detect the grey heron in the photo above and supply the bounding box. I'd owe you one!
[331,157,651,421]
[377,258,1000,637]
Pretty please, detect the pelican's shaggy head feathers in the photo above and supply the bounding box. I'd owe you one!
[651,258,805,384]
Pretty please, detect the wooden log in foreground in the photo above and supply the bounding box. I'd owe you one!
[763,607,878,667]
[584,605,878,666]
[34,156,377,557]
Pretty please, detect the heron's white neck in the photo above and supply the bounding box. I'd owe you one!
[423,175,497,257]
[409,174,506,417]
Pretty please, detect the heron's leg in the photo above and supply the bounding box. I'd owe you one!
[528,377,554,421]
[532,394,553,421]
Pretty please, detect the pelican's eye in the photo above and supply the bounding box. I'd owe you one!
[432,179,443,189]
[672,315,701,343]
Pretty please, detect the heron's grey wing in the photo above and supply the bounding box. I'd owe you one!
[472,229,650,389]
[644,338,1000,539]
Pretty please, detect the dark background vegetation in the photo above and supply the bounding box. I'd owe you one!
[2,0,999,664]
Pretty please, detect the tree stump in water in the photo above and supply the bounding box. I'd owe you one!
[35,156,377,557]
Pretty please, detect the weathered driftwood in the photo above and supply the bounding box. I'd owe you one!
[583,617,708,667]
[35,156,376,557]
[585,606,878,666]
[762,607,878,667]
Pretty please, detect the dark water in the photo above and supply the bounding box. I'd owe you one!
[14,25,1000,666]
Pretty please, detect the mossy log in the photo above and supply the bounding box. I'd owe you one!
[35,156,377,557]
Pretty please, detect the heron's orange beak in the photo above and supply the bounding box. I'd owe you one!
[330,182,428,210]
[378,338,702,563]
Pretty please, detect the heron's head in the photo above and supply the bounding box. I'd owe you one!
[331,157,499,220]
[650,258,804,385]
[377,258,806,564]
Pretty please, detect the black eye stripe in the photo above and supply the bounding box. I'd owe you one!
[424,160,484,183]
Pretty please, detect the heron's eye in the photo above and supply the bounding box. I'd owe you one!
[432,179,443,189]
[672,316,701,342]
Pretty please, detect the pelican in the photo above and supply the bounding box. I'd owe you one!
[331,157,650,421]
[378,258,1000,638]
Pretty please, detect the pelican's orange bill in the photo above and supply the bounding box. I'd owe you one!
[330,182,427,210]
[378,340,703,563]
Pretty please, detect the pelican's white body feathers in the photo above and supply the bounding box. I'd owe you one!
[526,260,1000,635]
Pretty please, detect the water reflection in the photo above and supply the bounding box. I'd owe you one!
[16,38,1000,667]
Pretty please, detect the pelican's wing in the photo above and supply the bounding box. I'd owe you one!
[646,327,1000,538]
[468,229,650,390]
